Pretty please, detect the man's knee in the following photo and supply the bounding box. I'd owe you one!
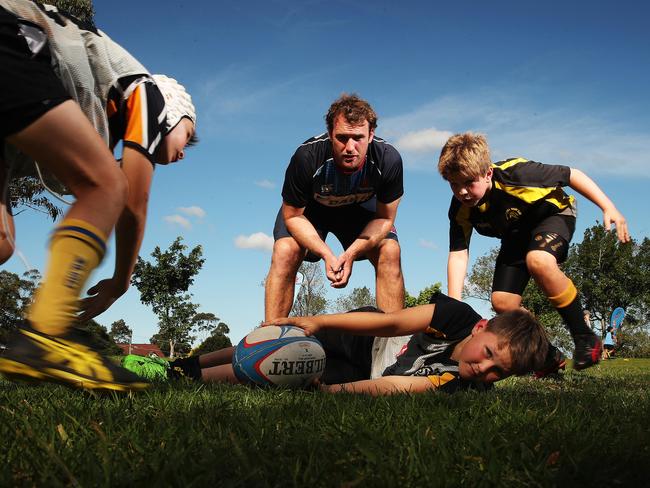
[491,292,522,313]
[371,239,402,272]
[270,238,304,274]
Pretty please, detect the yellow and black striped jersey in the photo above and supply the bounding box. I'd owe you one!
[448,158,577,251]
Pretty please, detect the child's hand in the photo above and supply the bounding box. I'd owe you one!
[602,207,630,243]
[263,316,320,336]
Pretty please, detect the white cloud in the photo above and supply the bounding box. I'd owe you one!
[178,206,206,218]
[418,239,438,251]
[381,91,650,177]
[164,215,192,229]
[234,232,274,252]
[395,128,453,154]
[254,179,276,190]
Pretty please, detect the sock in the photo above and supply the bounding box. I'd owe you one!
[169,356,202,381]
[27,218,106,336]
[548,280,592,338]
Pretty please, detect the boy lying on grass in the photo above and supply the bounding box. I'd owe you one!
[124,293,548,395]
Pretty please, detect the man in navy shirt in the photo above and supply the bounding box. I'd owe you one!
[266,94,405,321]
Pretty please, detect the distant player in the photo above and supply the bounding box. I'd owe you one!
[437,132,630,373]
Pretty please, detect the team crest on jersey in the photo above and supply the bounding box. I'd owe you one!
[424,326,446,338]
[505,208,522,222]
[320,184,334,194]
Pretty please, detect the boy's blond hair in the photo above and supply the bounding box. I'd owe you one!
[486,309,548,375]
[438,132,492,181]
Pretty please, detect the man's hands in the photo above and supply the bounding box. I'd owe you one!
[78,278,128,322]
[323,251,355,288]
[264,316,321,336]
[602,206,630,243]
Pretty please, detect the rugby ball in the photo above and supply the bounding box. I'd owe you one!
[232,325,325,388]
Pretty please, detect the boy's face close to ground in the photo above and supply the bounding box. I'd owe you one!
[155,117,195,164]
[455,321,513,384]
[447,167,493,207]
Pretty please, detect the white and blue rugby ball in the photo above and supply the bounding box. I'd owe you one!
[232,325,325,388]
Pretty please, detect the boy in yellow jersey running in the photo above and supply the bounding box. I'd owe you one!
[437,132,629,373]
[0,1,197,391]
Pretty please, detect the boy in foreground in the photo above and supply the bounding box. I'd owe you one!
[438,132,630,373]
[0,1,197,391]
[124,293,548,395]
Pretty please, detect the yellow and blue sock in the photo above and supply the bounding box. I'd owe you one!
[27,218,106,336]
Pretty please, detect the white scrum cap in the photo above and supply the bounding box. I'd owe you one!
[152,74,196,132]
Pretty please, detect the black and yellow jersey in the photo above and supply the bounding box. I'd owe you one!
[448,158,577,251]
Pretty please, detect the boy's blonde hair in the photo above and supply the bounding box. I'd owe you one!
[438,132,492,181]
[486,309,548,375]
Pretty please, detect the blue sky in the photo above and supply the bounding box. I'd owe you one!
[5,0,650,344]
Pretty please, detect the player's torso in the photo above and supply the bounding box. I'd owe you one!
[301,135,389,208]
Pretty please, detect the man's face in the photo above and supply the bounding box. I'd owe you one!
[456,321,512,383]
[448,168,493,207]
[329,113,374,174]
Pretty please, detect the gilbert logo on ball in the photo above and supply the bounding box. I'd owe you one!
[232,325,326,388]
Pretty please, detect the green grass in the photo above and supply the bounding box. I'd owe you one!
[1,359,649,487]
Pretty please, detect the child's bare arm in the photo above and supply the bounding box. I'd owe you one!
[266,304,435,337]
[569,168,630,242]
[447,249,469,299]
[321,375,435,396]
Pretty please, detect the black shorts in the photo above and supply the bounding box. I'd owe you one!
[603,344,615,351]
[492,214,576,295]
[0,6,70,139]
[314,329,375,384]
[273,198,399,262]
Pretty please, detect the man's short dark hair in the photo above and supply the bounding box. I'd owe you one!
[486,309,548,375]
[325,93,378,133]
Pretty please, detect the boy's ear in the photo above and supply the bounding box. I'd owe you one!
[485,167,493,181]
[471,318,488,336]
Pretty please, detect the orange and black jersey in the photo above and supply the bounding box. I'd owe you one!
[448,158,577,251]
[106,74,166,164]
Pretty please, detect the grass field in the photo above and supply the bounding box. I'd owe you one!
[1,359,649,487]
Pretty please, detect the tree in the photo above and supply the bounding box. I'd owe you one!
[109,319,132,344]
[79,319,122,356]
[291,262,328,316]
[0,269,40,343]
[405,283,442,308]
[192,321,232,357]
[131,237,205,358]
[333,286,376,312]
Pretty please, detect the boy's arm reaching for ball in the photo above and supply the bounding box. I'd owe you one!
[266,304,435,337]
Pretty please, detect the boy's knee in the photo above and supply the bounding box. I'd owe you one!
[491,292,521,313]
[525,250,557,276]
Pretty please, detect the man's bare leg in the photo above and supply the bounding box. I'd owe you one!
[0,161,15,264]
[264,237,304,321]
[370,239,404,313]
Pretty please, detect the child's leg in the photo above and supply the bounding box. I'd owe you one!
[200,363,240,384]
[7,100,127,335]
[526,229,601,370]
[199,346,235,368]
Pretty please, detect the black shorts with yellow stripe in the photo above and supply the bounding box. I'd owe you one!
[0,6,70,139]
[107,74,166,164]
[492,213,576,295]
